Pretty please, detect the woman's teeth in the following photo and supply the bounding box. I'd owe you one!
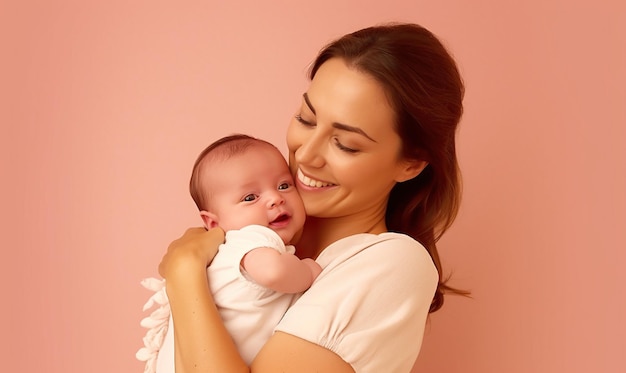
[297,169,334,188]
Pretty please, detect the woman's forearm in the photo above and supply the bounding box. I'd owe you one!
[160,228,248,372]
[166,255,249,373]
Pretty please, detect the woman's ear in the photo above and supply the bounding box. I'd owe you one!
[395,159,428,183]
[199,211,219,230]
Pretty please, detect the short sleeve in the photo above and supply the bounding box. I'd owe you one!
[224,225,293,255]
[212,224,294,292]
[274,233,438,373]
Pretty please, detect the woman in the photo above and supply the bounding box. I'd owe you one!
[159,22,465,372]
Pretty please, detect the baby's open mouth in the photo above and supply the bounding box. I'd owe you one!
[271,213,289,224]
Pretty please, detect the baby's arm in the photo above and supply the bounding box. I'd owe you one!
[241,247,322,293]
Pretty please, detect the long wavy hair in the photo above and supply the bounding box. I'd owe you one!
[310,23,467,312]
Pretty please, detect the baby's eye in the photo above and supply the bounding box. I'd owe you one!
[242,194,258,202]
[278,182,290,190]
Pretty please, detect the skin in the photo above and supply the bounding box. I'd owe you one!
[200,144,321,293]
[287,58,426,258]
[159,57,426,372]
[199,144,305,244]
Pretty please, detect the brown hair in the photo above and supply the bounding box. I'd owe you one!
[189,134,277,211]
[310,23,467,312]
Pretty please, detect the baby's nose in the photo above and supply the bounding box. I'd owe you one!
[268,193,285,208]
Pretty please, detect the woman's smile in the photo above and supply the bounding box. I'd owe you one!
[296,168,336,188]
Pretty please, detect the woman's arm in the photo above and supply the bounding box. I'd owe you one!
[252,332,355,373]
[160,228,353,372]
[159,227,248,373]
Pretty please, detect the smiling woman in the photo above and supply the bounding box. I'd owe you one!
[287,59,422,226]
[158,23,465,372]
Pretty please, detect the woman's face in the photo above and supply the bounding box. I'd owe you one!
[287,58,418,220]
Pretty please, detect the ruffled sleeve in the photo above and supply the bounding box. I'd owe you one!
[136,277,170,373]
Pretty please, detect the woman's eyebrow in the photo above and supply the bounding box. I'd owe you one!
[303,93,316,114]
[302,93,377,143]
[332,123,377,143]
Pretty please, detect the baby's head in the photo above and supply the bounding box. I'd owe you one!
[189,134,305,244]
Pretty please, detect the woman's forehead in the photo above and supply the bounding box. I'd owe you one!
[306,58,397,140]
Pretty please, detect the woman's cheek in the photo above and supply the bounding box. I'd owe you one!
[285,120,299,152]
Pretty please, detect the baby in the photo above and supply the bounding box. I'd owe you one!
[137,134,322,372]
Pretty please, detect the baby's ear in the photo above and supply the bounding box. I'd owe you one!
[199,211,219,230]
[395,159,428,183]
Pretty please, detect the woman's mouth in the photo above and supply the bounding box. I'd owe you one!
[297,169,335,188]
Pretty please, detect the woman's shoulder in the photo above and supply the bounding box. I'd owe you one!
[316,231,433,271]
[313,231,438,300]
[276,231,437,373]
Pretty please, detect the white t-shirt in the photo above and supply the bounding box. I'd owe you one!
[208,225,299,363]
[151,225,299,372]
[275,232,438,373]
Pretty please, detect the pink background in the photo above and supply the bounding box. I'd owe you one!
[2,1,625,372]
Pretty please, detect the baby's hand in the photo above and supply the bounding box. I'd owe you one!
[302,258,323,283]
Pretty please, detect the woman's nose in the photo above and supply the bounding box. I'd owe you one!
[295,132,325,169]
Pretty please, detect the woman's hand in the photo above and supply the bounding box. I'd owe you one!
[158,227,225,279]
[158,227,248,372]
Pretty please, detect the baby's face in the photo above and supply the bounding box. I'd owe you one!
[203,144,305,244]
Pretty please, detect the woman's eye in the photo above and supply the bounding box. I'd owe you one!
[278,182,290,190]
[334,138,359,153]
[242,194,257,202]
[295,114,315,127]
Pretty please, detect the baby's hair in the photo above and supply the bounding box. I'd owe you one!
[189,134,278,211]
